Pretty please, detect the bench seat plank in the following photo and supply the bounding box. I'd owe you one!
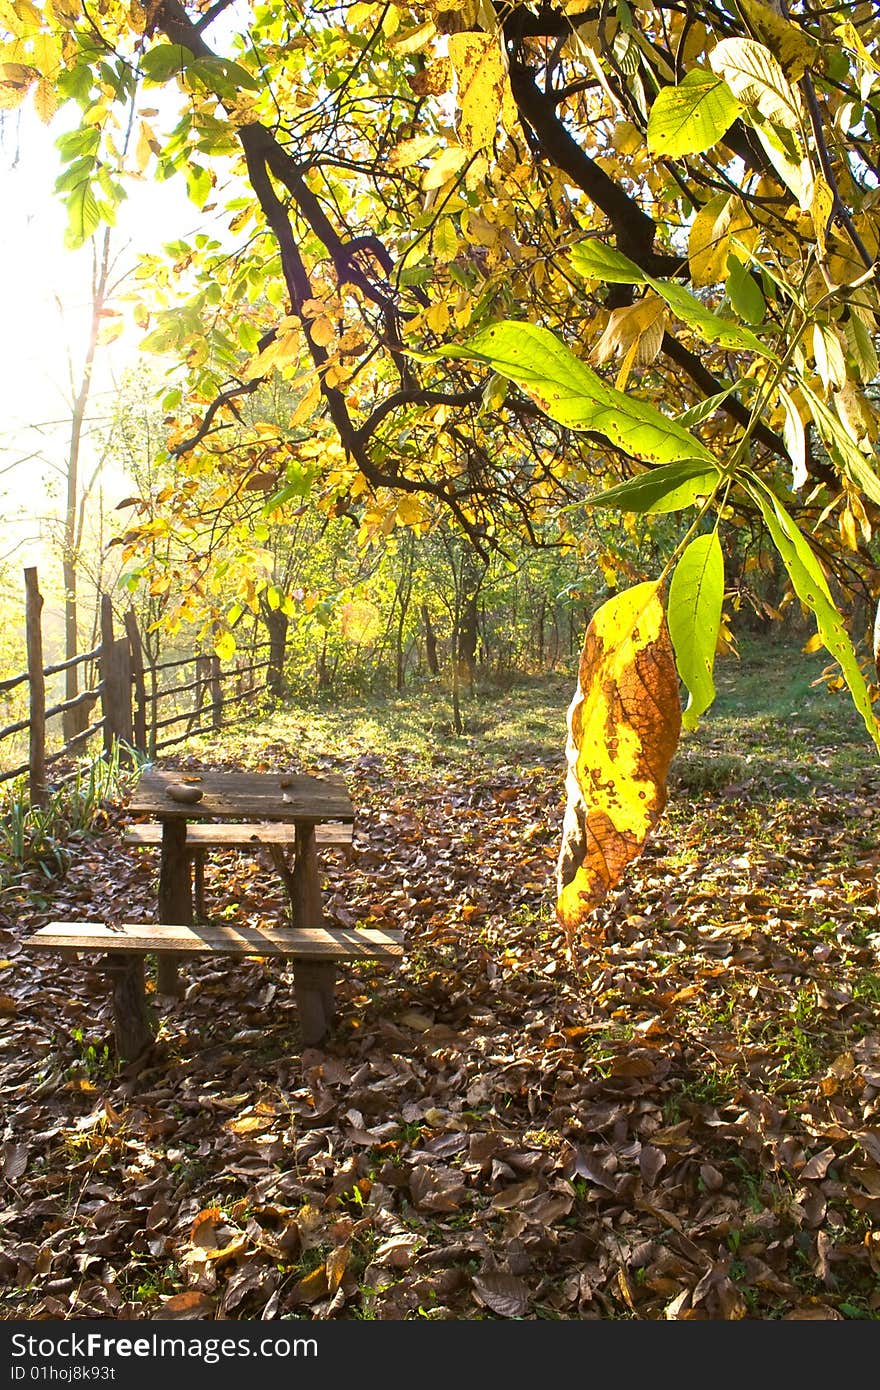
[123,822,353,848]
[25,921,402,959]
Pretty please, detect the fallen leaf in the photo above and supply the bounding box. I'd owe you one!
[472,1272,531,1318]
[156,1291,215,1320]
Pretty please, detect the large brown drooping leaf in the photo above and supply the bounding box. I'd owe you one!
[557,582,682,933]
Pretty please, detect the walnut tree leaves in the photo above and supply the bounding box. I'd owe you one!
[556,582,682,934]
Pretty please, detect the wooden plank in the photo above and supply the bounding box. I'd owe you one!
[24,922,405,959]
[123,822,353,847]
[128,768,354,822]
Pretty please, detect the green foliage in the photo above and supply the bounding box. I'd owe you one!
[667,532,724,731]
[0,742,140,886]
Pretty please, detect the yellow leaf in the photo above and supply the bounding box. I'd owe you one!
[688,192,750,286]
[426,300,450,334]
[556,582,681,935]
[389,133,439,169]
[812,322,846,391]
[396,493,428,527]
[422,143,468,191]
[136,118,157,171]
[432,217,459,264]
[32,75,56,122]
[591,292,667,369]
[839,504,859,552]
[214,630,235,661]
[309,316,336,348]
[389,19,435,53]
[291,377,321,426]
[736,0,819,78]
[47,0,81,26]
[809,173,834,256]
[448,32,510,152]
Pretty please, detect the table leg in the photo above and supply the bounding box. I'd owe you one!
[290,823,334,1042]
[157,818,191,995]
[106,953,152,1060]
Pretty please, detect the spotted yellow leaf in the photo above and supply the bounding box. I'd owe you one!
[556,582,682,934]
[448,33,511,152]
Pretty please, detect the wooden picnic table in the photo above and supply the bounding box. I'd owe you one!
[128,767,355,1000]
[25,767,404,1057]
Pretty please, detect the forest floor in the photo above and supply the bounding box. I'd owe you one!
[2,633,880,1321]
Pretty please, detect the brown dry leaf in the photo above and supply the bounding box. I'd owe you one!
[471,1272,531,1318]
[398,1009,434,1032]
[639,1145,667,1187]
[157,1290,215,1320]
[2,1142,28,1180]
[293,1265,329,1304]
[226,1112,273,1135]
[326,1243,350,1295]
[800,1146,838,1180]
[490,1177,539,1210]
[556,582,681,934]
[409,1165,466,1212]
[191,1207,224,1249]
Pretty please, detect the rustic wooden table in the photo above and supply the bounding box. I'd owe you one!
[128,767,354,1006]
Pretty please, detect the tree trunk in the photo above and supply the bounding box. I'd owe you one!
[456,591,479,685]
[264,606,289,696]
[422,604,439,676]
[62,229,113,742]
[25,567,47,809]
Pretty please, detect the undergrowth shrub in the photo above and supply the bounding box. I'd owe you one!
[0,741,142,885]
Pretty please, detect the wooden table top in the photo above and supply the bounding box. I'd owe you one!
[128,768,354,823]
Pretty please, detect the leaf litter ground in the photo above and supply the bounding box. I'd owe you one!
[2,637,880,1321]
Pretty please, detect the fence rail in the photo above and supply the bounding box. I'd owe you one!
[0,567,271,803]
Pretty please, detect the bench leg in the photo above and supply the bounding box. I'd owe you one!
[106,952,153,1060]
[158,819,190,995]
[292,960,336,1045]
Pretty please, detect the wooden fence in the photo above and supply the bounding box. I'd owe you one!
[0,567,270,805]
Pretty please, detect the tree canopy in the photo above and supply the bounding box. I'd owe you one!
[4,0,880,925]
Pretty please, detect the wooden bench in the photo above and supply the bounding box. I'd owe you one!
[122,821,355,919]
[24,921,404,1058]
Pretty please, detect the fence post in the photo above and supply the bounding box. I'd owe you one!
[100,596,133,757]
[210,655,223,730]
[123,609,147,754]
[24,566,47,808]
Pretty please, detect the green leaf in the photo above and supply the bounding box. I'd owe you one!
[647,69,742,157]
[56,126,100,160]
[677,381,743,427]
[569,240,645,285]
[725,253,766,325]
[583,461,720,513]
[441,323,716,466]
[65,179,100,247]
[569,240,775,357]
[140,43,194,83]
[648,276,774,357]
[667,531,724,729]
[744,476,880,752]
